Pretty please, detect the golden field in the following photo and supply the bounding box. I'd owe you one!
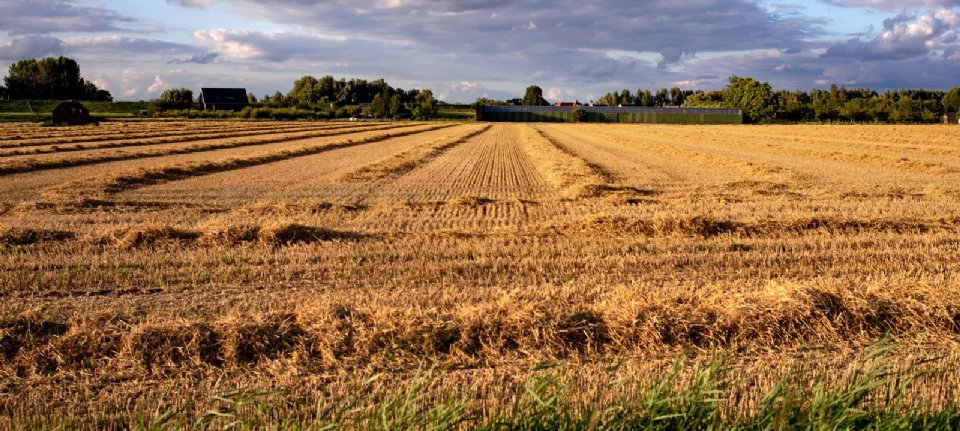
[1,120,960,427]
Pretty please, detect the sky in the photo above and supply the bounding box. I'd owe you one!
[1,0,959,103]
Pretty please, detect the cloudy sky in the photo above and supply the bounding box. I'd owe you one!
[1,0,958,102]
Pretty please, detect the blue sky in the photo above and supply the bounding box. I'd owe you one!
[1,0,959,102]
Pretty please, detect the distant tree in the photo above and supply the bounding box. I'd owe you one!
[0,85,6,100]
[773,90,812,122]
[669,87,685,106]
[4,56,111,101]
[271,91,286,107]
[891,96,921,123]
[571,106,586,122]
[287,75,319,106]
[261,94,271,104]
[943,87,960,113]
[415,89,437,118]
[83,80,112,101]
[684,90,724,108]
[247,92,258,104]
[654,88,669,107]
[722,76,775,123]
[635,89,653,107]
[389,94,401,117]
[369,92,387,117]
[157,87,193,110]
[620,89,633,106]
[522,85,548,106]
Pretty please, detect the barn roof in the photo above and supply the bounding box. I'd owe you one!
[200,88,248,104]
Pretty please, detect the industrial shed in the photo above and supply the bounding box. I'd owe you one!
[199,88,248,111]
[478,105,742,124]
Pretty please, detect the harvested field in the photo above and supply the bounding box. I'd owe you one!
[2,121,960,428]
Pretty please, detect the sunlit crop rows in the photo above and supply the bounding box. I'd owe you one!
[2,120,959,425]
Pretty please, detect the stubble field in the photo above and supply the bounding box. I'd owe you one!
[2,120,960,428]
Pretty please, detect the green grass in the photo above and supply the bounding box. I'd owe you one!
[0,100,154,122]
[8,338,959,430]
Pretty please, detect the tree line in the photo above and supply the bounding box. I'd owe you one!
[1,57,112,101]
[263,75,437,119]
[158,75,438,119]
[597,77,960,124]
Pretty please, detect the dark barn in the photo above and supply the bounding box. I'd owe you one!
[199,88,248,111]
[51,101,92,125]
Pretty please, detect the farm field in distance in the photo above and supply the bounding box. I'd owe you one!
[2,120,960,428]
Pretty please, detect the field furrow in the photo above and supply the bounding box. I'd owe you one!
[0,122,362,156]
[0,124,433,201]
[383,124,550,201]
[122,124,479,203]
[0,123,412,175]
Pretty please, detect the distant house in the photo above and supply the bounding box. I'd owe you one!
[199,88,248,111]
[944,112,958,125]
[51,101,91,126]
[553,100,581,107]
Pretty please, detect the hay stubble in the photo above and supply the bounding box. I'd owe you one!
[1,121,959,426]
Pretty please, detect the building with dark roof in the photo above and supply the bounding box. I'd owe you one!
[199,88,248,111]
[51,101,92,125]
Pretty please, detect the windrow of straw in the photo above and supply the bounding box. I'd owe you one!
[4,214,956,248]
[0,226,76,245]
[0,121,352,150]
[33,123,454,203]
[0,122,421,176]
[3,281,959,377]
[518,125,611,199]
[532,214,959,238]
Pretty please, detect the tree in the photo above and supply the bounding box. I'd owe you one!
[157,87,193,110]
[943,87,960,113]
[684,90,724,108]
[83,81,112,101]
[636,89,653,107]
[287,75,319,106]
[522,85,548,106]
[389,94,401,117]
[4,56,110,101]
[0,85,6,100]
[891,96,921,123]
[654,88,669,107]
[369,93,387,118]
[415,89,437,118]
[247,92,258,104]
[571,106,586,122]
[271,91,285,107]
[670,87,685,106]
[722,76,775,123]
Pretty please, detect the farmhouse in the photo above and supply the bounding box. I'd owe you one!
[199,88,248,111]
[944,112,958,125]
[51,101,91,125]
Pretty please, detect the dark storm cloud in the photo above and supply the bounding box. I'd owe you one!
[66,36,201,57]
[169,52,220,64]
[0,35,65,60]
[209,0,822,67]
[0,0,138,35]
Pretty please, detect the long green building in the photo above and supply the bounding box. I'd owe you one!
[478,105,742,124]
